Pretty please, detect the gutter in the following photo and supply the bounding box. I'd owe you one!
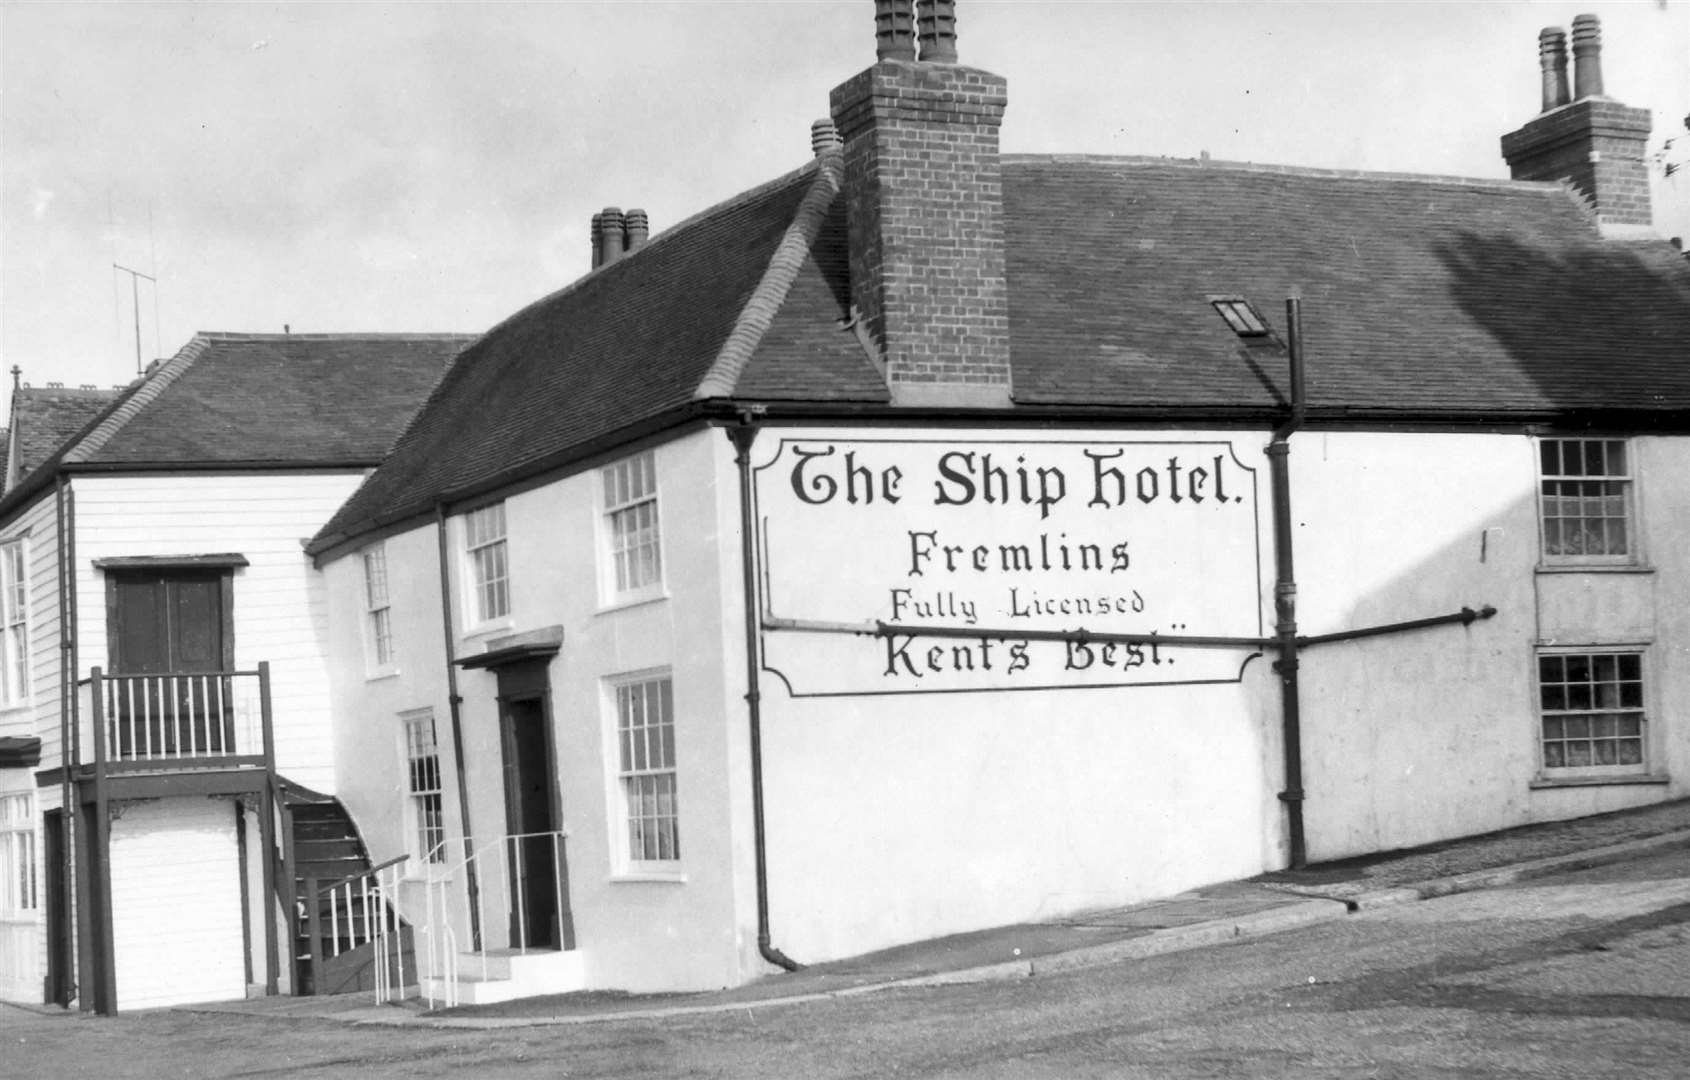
[727,417,801,973]
[434,504,483,950]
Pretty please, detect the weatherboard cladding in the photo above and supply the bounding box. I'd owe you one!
[310,153,1690,554]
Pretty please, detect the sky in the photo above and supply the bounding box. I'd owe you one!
[3,1,1687,419]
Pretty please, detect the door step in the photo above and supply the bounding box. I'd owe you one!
[419,948,586,1006]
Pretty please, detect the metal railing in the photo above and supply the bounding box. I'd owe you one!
[85,667,270,770]
[413,830,570,1009]
[304,855,410,1004]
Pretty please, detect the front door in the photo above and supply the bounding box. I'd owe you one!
[500,696,562,950]
[107,571,232,756]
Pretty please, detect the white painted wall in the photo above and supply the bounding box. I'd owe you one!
[73,472,370,793]
[324,426,756,992]
[109,797,245,1010]
[1294,431,1689,860]
[319,422,1690,994]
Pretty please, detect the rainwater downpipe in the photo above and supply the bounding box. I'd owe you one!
[729,418,801,972]
[54,476,76,1005]
[1270,297,1309,870]
[435,503,483,950]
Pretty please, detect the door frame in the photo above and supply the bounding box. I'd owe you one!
[493,658,575,951]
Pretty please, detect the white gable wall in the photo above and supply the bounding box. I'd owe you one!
[73,472,369,793]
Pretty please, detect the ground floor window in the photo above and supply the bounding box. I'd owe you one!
[613,675,678,864]
[1538,650,1646,774]
[402,710,447,864]
[0,793,36,915]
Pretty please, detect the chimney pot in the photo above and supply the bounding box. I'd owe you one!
[596,207,627,267]
[1538,27,1569,112]
[917,0,958,63]
[874,0,916,61]
[624,209,649,253]
[1571,13,1604,99]
[810,118,843,157]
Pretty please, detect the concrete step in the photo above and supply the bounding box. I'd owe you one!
[419,948,586,1006]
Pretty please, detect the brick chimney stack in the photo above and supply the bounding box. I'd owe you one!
[830,0,1012,407]
[1501,14,1653,231]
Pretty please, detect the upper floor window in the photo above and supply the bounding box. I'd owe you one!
[0,540,27,707]
[602,452,662,599]
[1539,438,1633,562]
[362,545,394,671]
[1538,650,1647,776]
[0,793,36,915]
[465,503,509,623]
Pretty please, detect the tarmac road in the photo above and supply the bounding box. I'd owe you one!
[6,842,1688,1079]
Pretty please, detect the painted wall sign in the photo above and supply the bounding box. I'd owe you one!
[755,436,1264,696]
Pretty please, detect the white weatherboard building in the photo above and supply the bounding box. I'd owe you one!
[3,4,1687,1009]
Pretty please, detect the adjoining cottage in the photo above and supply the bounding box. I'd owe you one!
[0,333,470,1011]
[302,4,1690,1001]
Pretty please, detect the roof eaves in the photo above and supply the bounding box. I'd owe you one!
[63,332,215,464]
[695,152,845,400]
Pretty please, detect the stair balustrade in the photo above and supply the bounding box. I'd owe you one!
[413,830,570,1009]
[303,854,411,1003]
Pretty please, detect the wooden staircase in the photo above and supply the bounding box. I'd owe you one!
[288,796,413,996]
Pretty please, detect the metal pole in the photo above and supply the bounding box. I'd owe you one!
[112,264,155,378]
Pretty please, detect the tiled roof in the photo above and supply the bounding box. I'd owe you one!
[7,386,120,485]
[73,332,474,465]
[0,333,471,521]
[308,154,1690,555]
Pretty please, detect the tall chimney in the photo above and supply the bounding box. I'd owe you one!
[874,0,916,61]
[1501,15,1653,230]
[1538,27,1569,112]
[830,0,1012,407]
[595,207,627,267]
[1570,13,1604,100]
[624,209,649,254]
[917,0,957,62]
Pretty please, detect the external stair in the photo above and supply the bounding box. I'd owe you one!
[419,947,587,1006]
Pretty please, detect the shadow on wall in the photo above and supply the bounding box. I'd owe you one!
[1296,467,1541,860]
[1432,231,1690,410]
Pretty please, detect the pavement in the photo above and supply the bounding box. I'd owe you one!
[84,797,1690,1029]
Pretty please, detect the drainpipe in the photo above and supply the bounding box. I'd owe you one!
[1270,298,1308,870]
[727,418,801,972]
[435,504,483,950]
[54,476,76,1006]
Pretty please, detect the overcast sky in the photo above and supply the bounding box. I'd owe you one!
[3,1,1686,417]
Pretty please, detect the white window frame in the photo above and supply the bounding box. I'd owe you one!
[0,793,37,917]
[463,502,511,627]
[362,544,396,676]
[1537,437,1637,566]
[1536,647,1649,779]
[402,709,448,866]
[0,538,26,708]
[607,672,680,874]
[600,451,663,605]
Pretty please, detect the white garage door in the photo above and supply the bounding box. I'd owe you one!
[110,797,245,1009]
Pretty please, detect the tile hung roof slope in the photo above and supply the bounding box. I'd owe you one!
[0,333,473,522]
[310,152,1690,556]
[9,385,121,481]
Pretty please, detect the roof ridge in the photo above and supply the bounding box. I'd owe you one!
[467,160,829,351]
[695,153,844,400]
[63,333,214,464]
[190,331,479,342]
[1002,153,1569,195]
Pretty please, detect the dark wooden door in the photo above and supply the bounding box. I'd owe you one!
[108,571,232,755]
[44,809,71,1006]
[500,696,560,950]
